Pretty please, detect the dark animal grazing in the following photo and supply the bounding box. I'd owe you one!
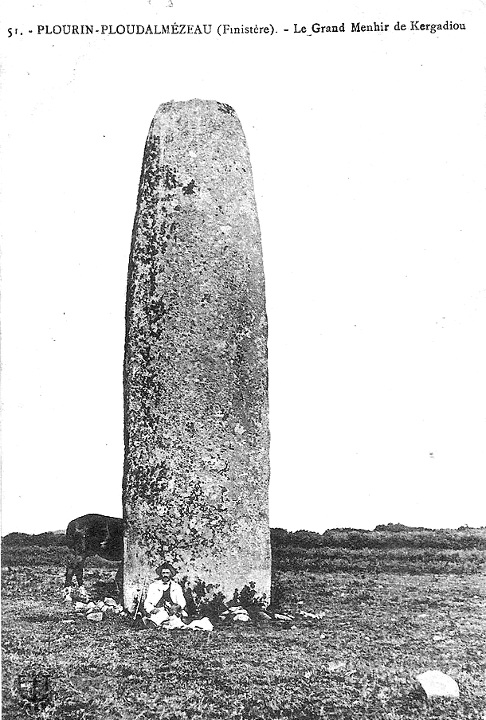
[65,514,124,595]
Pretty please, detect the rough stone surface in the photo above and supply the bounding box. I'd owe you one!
[123,99,270,610]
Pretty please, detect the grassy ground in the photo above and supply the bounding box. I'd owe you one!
[2,545,485,719]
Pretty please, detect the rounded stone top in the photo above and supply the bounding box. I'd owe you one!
[155,98,237,118]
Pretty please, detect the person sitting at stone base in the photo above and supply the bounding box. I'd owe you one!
[143,562,187,627]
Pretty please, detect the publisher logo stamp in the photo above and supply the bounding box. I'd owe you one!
[17,673,51,704]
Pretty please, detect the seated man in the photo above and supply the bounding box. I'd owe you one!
[143,562,187,627]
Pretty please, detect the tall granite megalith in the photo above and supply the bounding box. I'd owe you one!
[123,99,270,609]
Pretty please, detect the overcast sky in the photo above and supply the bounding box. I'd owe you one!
[2,0,486,535]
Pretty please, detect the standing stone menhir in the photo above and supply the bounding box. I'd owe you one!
[123,99,270,609]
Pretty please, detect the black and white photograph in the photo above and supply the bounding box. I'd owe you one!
[1,0,485,717]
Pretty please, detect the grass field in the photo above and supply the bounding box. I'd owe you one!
[2,534,486,719]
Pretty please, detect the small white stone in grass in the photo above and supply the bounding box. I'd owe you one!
[327,661,346,672]
[416,670,459,698]
[86,612,104,623]
[187,617,213,632]
[229,607,248,615]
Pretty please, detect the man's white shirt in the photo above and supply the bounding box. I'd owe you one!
[144,579,187,614]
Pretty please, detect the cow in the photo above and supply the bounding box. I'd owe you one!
[64,514,124,600]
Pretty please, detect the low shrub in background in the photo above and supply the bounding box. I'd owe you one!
[2,525,485,576]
